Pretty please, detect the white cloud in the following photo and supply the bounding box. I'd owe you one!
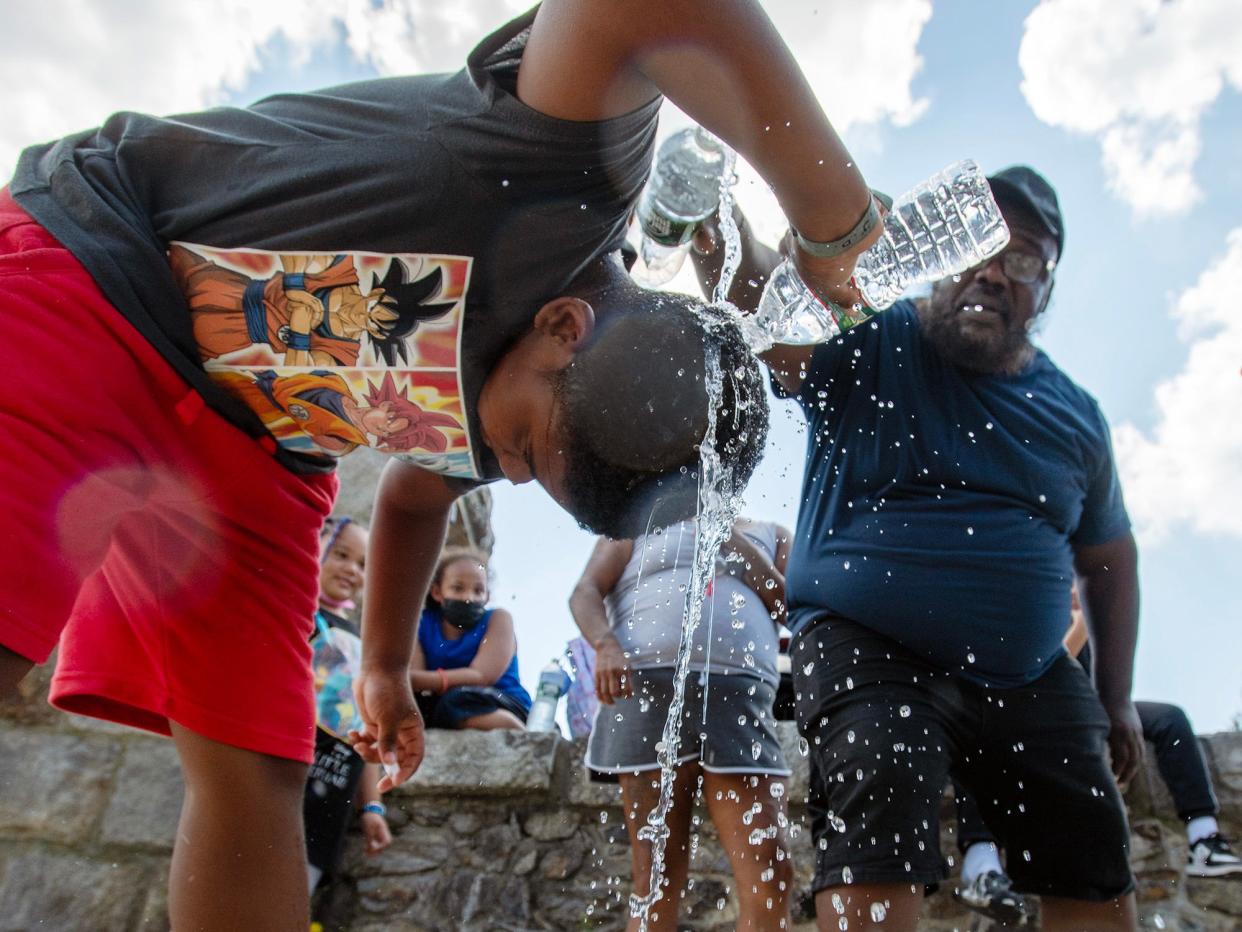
[1,0,931,185]
[1019,0,1242,216]
[1113,228,1242,544]
[764,0,932,134]
[0,0,530,181]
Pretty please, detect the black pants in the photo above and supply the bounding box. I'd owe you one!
[956,699,1219,852]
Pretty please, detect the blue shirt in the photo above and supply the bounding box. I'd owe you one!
[417,607,531,707]
[779,301,1130,687]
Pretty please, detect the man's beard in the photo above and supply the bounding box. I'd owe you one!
[917,296,1035,376]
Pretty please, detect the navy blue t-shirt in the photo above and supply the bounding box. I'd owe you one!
[779,301,1130,687]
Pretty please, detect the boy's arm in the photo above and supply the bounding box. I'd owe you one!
[519,0,880,291]
[351,459,460,789]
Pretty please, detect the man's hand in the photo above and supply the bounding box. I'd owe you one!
[349,666,426,792]
[360,810,393,856]
[1103,698,1145,786]
[593,635,633,705]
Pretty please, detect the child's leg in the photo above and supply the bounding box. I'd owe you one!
[0,645,34,695]
[460,709,525,730]
[170,722,310,931]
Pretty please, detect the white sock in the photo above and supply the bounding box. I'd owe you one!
[961,842,1003,885]
[1187,815,1219,847]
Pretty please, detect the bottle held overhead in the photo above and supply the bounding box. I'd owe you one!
[633,127,732,287]
[750,159,1010,350]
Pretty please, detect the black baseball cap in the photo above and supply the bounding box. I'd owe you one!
[987,166,1064,259]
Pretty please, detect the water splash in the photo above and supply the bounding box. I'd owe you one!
[631,156,747,931]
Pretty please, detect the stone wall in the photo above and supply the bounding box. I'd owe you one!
[1,673,1239,930]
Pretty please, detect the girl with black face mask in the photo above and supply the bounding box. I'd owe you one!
[408,547,531,730]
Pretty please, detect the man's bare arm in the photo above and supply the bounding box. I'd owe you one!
[690,211,814,395]
[1074,532,1143,783]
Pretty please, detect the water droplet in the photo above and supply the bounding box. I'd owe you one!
[751,740,762,760]
[797,736,810,757]
[870,902,888,922]
[1038,494,1047,503]
[802,661,815,676]
[966,652,976,664]
[501,179,510,187]
[899,705,911,718]
[846,676,855,690]
[764,578,777,590]
[966,527,974,535]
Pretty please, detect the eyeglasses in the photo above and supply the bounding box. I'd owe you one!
[985,250,1057,284]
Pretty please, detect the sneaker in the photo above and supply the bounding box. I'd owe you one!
[1187,834,1242,878]
[954,870,1030,925]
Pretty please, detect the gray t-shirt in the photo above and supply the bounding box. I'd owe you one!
[10,8,659,479]
[605,519,782,685]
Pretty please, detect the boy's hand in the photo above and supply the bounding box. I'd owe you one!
[350,667,425,791]
[360,810,393,855]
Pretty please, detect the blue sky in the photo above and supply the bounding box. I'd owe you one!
[3,0,1239,730]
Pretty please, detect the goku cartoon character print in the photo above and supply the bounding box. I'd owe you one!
[170,243,480,479]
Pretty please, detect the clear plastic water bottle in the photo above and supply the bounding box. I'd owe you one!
[749,160,1010,349]
[633,127,731,286]
[526,659,570,733]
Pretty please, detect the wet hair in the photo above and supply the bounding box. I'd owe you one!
[370,260,458,366]
[426,546,492,609]
[555,264,769,538]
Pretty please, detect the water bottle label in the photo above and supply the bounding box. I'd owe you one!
[640,211,698,248]
[824,285,880,333]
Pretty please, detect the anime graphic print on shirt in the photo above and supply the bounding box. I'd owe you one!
[169,243,480,478]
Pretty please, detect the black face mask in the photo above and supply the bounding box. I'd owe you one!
[440,599,487,630]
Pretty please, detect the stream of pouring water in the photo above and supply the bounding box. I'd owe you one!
[631,148,747,929]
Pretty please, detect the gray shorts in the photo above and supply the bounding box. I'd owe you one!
[585,667,790,779]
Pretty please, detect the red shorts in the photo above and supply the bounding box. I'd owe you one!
[0,190,337,763]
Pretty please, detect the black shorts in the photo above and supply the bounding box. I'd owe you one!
[792,616,1134,902]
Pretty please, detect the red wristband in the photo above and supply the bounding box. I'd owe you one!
[437,668,449,694]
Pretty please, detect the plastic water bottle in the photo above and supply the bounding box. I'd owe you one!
[633,127,731,286]
[526,659,570,733]
[749,160,1010,349]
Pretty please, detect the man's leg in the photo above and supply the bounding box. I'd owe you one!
[962,656,1136,928]
[170,723,311,932]
[702,772,793,930]
[1040,894,1137,930]
[791,617,959,932]
[617,763,697,932]
[814,884,922,932]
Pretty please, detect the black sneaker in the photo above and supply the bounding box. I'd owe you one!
[1187,834,1242,878]
[954,870,1030,925]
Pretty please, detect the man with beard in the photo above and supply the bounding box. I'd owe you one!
[695,167,1142,930]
